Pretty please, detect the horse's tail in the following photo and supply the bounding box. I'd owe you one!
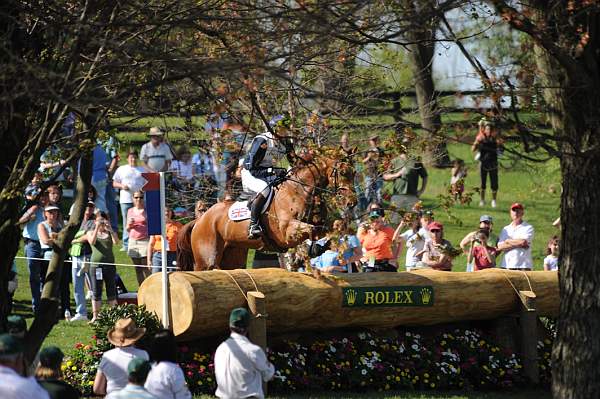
[177,220,196,271]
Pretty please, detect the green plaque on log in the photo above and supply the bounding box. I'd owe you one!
[342,286,434,307]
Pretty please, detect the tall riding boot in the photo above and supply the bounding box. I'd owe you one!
[248,193,267,239]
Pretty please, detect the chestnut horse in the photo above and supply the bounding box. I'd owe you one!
[177,150,356,270]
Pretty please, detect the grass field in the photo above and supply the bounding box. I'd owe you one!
[12,132,560,398]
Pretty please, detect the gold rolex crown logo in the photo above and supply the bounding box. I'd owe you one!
[421,288,432,304]
[346,289,357,306]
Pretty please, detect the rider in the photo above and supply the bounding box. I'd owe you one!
[242,115,291,239]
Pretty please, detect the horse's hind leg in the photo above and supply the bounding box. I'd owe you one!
[221,247,249,270]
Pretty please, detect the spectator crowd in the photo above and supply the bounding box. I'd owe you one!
[4,110,562,399]
[13,112,562,322]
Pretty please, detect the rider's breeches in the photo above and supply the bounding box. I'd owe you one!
[241,168,270,196]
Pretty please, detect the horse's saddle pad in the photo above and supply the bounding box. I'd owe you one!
[228,190,274,221]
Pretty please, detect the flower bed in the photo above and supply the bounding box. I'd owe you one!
[64,324,553,396]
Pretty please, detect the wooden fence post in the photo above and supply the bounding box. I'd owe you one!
[518,290,539,384]
[248,291,268,395]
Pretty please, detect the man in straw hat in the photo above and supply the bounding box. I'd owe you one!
[93,318,149,396]
[214,308,275,399]
[140,127,173,172]
[105,357,156,399]
[0,334,50,398]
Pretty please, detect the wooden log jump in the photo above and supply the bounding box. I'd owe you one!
[137,268,558,340]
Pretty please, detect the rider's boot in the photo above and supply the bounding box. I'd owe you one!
[248,193,267,239]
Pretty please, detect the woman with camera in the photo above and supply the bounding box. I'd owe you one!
[86,211,119,323]
[126,191,150,286]
[357,211,398,272]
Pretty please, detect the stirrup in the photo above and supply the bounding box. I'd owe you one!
[248,223,263,239]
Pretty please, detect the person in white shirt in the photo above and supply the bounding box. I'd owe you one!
[214,308,275,399]
[392,216,426,271]
[93,318,149,396]
[140,127,173,172]
[0,333,50,399]
[145,329,191,399]
[112,150,147,250]
[171,145,194,182]
[543,235,559,271]
[498,203,535,270]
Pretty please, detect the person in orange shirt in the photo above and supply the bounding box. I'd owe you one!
[147,208,183,273]
[357,211,399,272]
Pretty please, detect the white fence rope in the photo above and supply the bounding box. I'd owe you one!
[14,256,179,270]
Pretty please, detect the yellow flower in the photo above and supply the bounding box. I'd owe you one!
[424,373,429,378]
[430,383,435,388]
[61,365,67,371]
[197,380,203,385]
[66,360,73,367]
[285,369,291,375]
[395,376,400,382]
[87,381,94,386]
[71,366,77,371]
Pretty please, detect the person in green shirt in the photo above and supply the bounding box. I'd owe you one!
[383,153,428,223]
[86,211,119,322]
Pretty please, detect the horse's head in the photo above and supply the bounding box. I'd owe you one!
[318,148,358,210]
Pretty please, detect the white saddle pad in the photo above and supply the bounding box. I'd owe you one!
[228,190,274,221]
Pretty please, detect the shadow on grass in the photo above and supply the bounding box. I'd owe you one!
[195,388,551,399]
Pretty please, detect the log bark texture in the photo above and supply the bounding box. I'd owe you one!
[138,268,558,340]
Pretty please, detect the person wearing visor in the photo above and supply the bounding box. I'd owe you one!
[419,221,454,271]
[241,114,291,239]
[357,211,397,272]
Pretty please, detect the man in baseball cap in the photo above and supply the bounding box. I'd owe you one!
[0,334,50,398]
[104,357,154,399]
[498,202,534,270]
[6,315,26,338]
[460,215,499,272]
[214,308,274,399]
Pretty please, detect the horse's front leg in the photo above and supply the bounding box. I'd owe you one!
[283,219,315,246]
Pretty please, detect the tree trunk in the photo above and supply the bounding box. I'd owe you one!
[404,2,451,168]
[548,61,600,399]
[24,143,94,362]
[522,4,600,398]
[138,268,558,340]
